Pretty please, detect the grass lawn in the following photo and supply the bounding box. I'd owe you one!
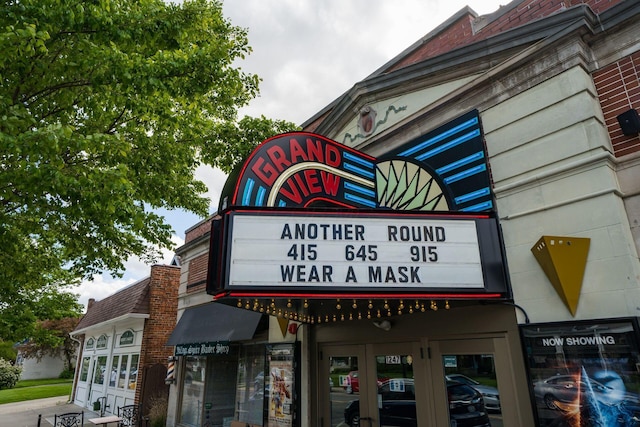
[0,379,73,405]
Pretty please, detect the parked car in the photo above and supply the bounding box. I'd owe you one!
[344,371,359,394]
[533,374,640,410]
[344,379,491,427]
[344,371,388,394]
[446,373,501,412]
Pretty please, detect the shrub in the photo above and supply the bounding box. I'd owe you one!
[59,368,75,379]
[0,341,17,362]
[148,395,168,427]
[0,358,22,390]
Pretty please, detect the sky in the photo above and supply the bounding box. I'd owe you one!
[74,0,508,308]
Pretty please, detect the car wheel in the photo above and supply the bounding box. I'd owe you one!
[349,413,360,427]
[544,394,560,410]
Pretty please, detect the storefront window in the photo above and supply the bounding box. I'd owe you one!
[179,356,206,427]
[128,354,139,390]
[522,319,640,427]
[79,357,90,382]
[118,354,129,389]
[235,345,266,425]
[109,355,119,388]
[203,347,239,427]
[93,356,107,385]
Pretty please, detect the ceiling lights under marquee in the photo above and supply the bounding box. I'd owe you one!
[213,292,502,324]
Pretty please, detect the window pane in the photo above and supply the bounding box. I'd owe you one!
[443,354,498,426]
[80,357,90,382]
[179,356,206,427]
[330,356,358,427]
[203,348,239,427]
[93,356,107,385]
[96,335,108,349]
[375,354,415,426]
[118,355,129,389]
[236,345,266,425]
[109,356,119,388]
[128,354,139,390]
[120,330,134,346]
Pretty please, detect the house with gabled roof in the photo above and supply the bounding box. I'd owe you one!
[70,264,179,418]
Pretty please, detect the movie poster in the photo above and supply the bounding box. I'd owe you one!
[267,344,295,427]
[521,320,640,427]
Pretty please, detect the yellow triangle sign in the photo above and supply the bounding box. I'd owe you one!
[531,236,590,316]
[277,317,289,338]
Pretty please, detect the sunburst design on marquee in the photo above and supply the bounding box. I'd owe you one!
[375,160,450,211]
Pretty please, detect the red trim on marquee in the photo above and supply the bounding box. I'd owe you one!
[215,292,503,300]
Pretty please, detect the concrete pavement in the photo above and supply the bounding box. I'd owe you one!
[0,396,100,427]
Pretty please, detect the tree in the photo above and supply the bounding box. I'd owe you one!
[0,0,298,342]
[16,317,80,375]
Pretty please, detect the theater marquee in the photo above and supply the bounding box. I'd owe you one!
[210,208,508,300]
[208,111,510,321]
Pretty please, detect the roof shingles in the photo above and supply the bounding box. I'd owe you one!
[74,278,151,331]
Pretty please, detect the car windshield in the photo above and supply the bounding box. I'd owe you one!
[452,375,480,386]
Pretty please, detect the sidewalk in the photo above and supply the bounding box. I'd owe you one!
[0,396,100,427]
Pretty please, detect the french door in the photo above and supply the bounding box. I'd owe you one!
[320,338,512,426]
[320,342,424,427]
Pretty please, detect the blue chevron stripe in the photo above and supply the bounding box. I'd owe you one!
[399,116,479,157]
[437,151,485,174]
[443,164,487,184]
[415,129,481,161]
[455,188,491,204]
[242,179,255,206]
[344,152,375,169]
[344,162,375,179]
[344,182,376,197]
[345,193,377,207]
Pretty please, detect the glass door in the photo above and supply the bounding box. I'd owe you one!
[431,338,515,427]
[321,342,422,427]
[322,345,367,427]
[371,342,422,427]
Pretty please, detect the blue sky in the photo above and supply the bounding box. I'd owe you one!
[75,0,507,308]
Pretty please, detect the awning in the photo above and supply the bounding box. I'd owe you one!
[167,302,263,346]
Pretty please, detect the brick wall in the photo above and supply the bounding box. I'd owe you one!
[184,217,213,244]
[387,0,626,73]
[186,252,209,293]
[593,50,640,157]
[135,264,180,403]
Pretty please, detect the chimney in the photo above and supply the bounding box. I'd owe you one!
[87,298,96,312]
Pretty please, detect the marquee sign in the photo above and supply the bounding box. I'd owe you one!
[211,208,508,297]
[209,111,509,320]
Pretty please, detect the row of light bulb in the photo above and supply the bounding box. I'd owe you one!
[236,298,450,324]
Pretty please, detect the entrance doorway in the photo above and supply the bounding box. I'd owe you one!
[321,339,509,426]
[321,342,425,427]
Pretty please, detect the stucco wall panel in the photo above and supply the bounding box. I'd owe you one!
[483,67,597,133]
[500,192,640,322]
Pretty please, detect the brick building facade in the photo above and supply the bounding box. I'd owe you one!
[71,264,179,417]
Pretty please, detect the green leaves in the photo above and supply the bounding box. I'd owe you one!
[0,0,296,342]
